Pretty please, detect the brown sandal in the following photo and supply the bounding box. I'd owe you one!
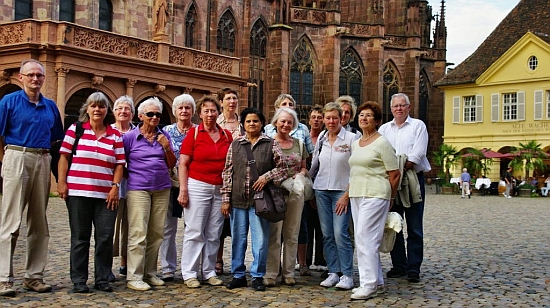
[215,260,224,275]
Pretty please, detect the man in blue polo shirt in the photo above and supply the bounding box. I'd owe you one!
[0,59,64,297]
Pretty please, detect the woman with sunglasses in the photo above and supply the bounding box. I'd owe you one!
[123,97,176,291]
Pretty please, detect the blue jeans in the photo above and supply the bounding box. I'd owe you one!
[66,196,117,285]
[390,172,425,274]
[230,206,270,279]
[315,190,353,277]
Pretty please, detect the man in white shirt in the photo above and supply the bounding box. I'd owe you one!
[378,93,431,283]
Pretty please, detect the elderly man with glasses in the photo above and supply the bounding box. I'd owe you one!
[379,93,431,283]
[0,59,64,296]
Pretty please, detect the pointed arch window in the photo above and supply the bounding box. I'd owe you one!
[185,3,197,48]
[59,0,75,22]
[419,72,429,123]
[383,63,400,123]
[99,0,112,31]
[15,0,33,20]
[217,11,236,56]
[339,49,362,106]
[249,20,267,112]
[290,39,314,122]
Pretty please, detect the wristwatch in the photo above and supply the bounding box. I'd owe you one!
[112,182,120,188]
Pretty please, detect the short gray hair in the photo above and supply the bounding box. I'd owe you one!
[271,107,299,131]
[113,95,135,115]
[391,93,411,106]
[138,97,163,114]
[172,94,195,116]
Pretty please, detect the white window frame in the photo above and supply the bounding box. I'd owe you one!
[502,92,525,121]
[463,96,476,122]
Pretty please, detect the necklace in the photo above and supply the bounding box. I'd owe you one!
[360,132,378,142]
[177,123,191,134]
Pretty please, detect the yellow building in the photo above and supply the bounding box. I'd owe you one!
[436,0,550,181]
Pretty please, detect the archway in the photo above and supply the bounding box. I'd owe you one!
[134,97,172,128]
[65,88,110,130]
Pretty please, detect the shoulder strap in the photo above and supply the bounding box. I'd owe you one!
[72,121,84,156]
[194,126,199,141]
[317,129,327,155]
[243,142,260,182]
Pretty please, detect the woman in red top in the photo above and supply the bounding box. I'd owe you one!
[178,95,232,288]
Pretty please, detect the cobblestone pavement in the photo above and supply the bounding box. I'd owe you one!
[1,187,550,307]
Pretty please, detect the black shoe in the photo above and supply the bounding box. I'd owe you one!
[119,266,127,276]
[94,283,113,292]
[73,283,89,293]
[108,271,116,282]
[320,270,329,279]
[226,277,247,289]
[407,272,420,283]
[387,268,406,278]
[468,194,471,199]
[252,278,266,291]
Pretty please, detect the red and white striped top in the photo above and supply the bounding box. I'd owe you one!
[60,121,126,199]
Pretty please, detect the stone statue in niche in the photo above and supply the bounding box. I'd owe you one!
[153,0,169,34]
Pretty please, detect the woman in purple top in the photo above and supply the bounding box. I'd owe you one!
[123,97,176,291]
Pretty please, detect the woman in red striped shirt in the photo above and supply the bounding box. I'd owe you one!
[57,92,126,294]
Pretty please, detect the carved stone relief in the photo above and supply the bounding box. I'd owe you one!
[192,52,233,74]
[0,24,25,45]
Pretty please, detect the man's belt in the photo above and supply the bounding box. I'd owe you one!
[5,145,50,154]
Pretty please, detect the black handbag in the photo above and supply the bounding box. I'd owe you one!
[244,141,286,223]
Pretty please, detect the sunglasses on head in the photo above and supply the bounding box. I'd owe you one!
[144,112,162,118]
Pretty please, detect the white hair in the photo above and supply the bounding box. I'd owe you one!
[138,97,163,114]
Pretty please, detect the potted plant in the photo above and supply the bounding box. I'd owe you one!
[433,144,460,184]
[509,140,548,180]
[517,183,536,197]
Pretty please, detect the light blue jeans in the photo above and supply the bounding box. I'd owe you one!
[315,190,353,277]
[230,206,270,279]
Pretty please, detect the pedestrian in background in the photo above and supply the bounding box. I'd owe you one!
[460,168,471,199]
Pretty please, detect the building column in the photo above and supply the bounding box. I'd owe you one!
[126,79,137,98]
[55,66,70,124]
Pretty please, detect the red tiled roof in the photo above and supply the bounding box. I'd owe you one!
[436,0,550,86]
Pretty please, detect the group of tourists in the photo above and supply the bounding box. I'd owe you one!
[0,59,430,302]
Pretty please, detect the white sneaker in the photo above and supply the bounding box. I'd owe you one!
[335,275,353,290]
[320,273,340,287]
[351,287,377,300]
[506,196,512,198]
[144,276,165,286]
[127,280,151,291]
[294,263,300,271]
[352,285,383,293]
[316,265,328,272]
[309,265,318,271]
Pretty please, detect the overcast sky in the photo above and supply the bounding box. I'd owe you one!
[427,0,520,67]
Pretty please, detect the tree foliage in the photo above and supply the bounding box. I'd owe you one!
[509,140,548,179]
[433,144,460,183]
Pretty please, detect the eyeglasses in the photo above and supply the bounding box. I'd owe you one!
[144,112,162,118]
[391,104,410,109]
[21,73,45,79]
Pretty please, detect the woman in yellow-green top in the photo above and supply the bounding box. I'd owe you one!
[347,101,400,301]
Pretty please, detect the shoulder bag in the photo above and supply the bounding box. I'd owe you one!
[244,141,286,223]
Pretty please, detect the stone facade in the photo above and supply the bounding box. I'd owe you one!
[0,0,447,174]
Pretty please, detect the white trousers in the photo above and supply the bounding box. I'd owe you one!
[181,178,224,280]
[350,197,389,289]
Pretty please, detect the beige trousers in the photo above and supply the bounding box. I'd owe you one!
[0,149,51,282]
[126,189,169,281]
[265,181,305,280]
